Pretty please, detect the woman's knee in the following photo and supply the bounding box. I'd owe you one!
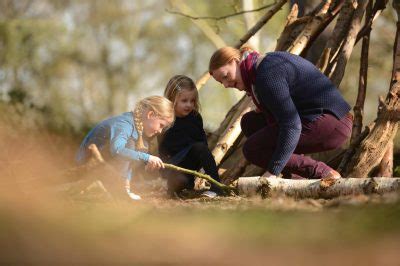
[242,138,273,168]
[241,111,266,137]
[242,140,259,163]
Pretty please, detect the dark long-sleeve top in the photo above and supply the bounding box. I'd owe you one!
[158,111,207,164]
[253,52,351,175]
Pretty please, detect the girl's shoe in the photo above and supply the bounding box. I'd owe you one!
[125,180,141,200]
[201,190,217,198]
[127,191,142,200]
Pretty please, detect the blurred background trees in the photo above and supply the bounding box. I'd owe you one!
[0,0,396,141]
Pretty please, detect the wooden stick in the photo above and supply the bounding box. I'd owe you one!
[85,144,236,194]
[163,163,236,193]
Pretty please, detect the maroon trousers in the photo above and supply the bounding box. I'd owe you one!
[241,111,353,179]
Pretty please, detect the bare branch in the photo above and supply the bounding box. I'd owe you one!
[355,0,389,44]
[166,2,276,21]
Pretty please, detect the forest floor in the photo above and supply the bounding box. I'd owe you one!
[1,117,400,265]
[1,183,400,265]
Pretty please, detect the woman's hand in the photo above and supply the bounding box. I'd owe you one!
[146,155,165,171]
[261,170,277,178]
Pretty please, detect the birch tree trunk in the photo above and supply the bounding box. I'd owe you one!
[208,96,251,149]
[243,0,260,51]
[211,98,254,166]
[236,176,400,198]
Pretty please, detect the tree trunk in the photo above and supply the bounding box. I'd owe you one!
[286,0,341,55]
[344,84,400,178]
[355,0,389,44]
[236,176,400,198]
[338,122,373,173]
[276,0,344,55]
[318,0,355,74]
[211,98,254,166]
[243,0,260,50]
[329,0,369,87]
[344,1,400,178]
[376,141,394,177]
[208,96,249,148]
[351,0,372,142]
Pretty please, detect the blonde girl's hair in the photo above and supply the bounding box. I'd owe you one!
[208,45,255,75]
[133,96,175,151]
[163,75,201,113]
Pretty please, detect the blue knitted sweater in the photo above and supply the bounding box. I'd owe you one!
[253,52,351,175]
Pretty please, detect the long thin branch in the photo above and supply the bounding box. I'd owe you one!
[166,2,276,21]
[86,144,236,193]
[164,163,236,193]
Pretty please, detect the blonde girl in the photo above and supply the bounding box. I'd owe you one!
[76,96,175,200]
[158,75,222,197]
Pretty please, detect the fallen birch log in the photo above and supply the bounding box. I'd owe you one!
[236,176,400,199]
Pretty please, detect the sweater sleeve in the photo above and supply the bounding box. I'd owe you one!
[109,121,150,163]
[255,64,301,175]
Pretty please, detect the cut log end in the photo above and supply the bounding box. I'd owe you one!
[320,176,339,189]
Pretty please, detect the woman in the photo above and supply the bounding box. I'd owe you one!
[209,47,353,180]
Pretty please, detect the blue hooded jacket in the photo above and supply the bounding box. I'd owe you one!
[76,112,150,180]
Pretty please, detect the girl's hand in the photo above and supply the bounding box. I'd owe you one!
[146,155,165,171]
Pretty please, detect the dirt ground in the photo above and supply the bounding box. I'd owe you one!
[1,119,400,265]
[1,186,400,266]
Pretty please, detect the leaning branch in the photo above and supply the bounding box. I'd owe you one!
[164,163,236,194]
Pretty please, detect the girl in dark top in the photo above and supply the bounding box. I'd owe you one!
[209,46,353,181]
[158,75,222,197]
